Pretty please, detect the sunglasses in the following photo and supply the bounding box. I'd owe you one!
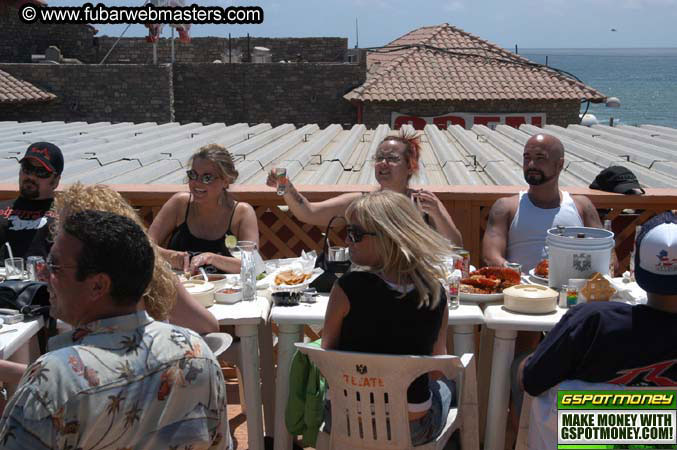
[44,254,77,275]
[21,161,52,179]
[346,225,377,243]
[186,170,220,185]
[372,154,403,165]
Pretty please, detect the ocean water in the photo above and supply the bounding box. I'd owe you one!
[520,48,677,128]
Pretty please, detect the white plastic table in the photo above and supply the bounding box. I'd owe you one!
[481,304,568,450]
[209,296,273,450]
[1,316,44,400]
[271,296,484,450]
[0,316,44,360]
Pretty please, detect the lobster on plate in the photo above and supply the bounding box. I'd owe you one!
[460,266,521,294]
[535,259,549,278]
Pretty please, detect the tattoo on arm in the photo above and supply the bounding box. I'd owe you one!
[486,199,507,233]
[289,185,305,205]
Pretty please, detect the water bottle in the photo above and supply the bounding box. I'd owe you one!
[238,241,257,301]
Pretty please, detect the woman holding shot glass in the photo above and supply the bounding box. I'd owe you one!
[149,144,259,274]
[266,130,463,245]
[321,190,456,446]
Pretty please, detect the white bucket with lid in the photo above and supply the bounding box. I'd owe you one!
[546,226,614,289]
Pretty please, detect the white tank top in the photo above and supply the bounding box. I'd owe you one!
[506,191,584,272]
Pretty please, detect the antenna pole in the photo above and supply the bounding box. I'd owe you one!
[355,18,359,49]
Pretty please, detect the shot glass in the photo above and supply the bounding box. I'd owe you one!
[275,167,287,195]
[5,257,25,280]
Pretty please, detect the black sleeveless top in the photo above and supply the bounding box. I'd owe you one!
[167,197,237,257]
[336,271,447,405]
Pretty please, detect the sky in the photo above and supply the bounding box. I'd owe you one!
[54,0,677,49]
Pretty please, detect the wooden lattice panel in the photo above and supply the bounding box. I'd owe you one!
[5,184,669,274]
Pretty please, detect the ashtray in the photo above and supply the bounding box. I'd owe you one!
[301,288,318,303]
[272,291,301,306]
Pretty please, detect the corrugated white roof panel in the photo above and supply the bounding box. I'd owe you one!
[1,121,676,188]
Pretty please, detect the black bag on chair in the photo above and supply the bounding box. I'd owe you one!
[309,216,351,293]
[0,280,50,318]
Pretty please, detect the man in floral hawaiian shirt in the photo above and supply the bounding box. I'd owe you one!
[0,210,231,449]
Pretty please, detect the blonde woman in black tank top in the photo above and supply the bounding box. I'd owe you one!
[321,191,457,446]
[149,144,259,274]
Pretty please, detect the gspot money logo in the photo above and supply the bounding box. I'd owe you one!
[558,391,677,449]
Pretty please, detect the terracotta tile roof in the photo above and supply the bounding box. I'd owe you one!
[346,24,606,103]
[0,70,56,104]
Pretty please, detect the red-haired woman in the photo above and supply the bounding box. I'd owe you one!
[266,131,462,245]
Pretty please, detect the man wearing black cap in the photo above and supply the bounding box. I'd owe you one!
[0,142,64,259]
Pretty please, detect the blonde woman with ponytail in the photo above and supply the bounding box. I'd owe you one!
[321,190,456,446]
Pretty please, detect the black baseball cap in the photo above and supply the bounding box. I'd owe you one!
[589,165,644,195]
[19,142,64,175]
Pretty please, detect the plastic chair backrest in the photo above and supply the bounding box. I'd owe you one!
[201,332,233,359]
[295,343,470,450]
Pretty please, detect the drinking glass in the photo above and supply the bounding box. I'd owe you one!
[275,167,288,195]
[505,262,522,278]
[237,241,257,301]
[444,256,461,309]
[328,246,348,262]
[5,257,25,280]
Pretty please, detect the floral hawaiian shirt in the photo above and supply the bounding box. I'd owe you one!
[0,311,231,449]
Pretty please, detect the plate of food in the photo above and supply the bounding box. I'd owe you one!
[529,259,549,283]
[271,268,313,291]
[459,266,521,302]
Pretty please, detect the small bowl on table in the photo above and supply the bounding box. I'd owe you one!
[190,273,229,290]
[215,287,243,304]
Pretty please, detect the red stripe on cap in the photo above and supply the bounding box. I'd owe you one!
[24,156,54,173]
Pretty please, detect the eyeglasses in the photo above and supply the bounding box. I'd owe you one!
[21,161,52,179]
[186,170,220,185]
[372,154,402,165]
[44,255,78,275]
[346,225,377,243]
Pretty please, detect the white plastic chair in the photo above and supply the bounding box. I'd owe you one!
[201,332,250,416]
[202,332,233,358]
[295,343,479,450]
[515,380,677,450]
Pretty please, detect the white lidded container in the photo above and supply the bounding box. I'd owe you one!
[546,226,614,290]
[503,284,559,314]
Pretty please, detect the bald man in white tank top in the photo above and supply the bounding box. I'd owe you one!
[482,134,604,272]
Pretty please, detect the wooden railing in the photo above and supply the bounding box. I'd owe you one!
[2,183,676,272]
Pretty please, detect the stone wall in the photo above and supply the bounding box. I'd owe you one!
[362,99,581,128]
[173,62,365,127]
[0,64,173,122]
[0,61,365,126]
[0,5,348,64]
[0,6,98,63]
[96,36,349,64]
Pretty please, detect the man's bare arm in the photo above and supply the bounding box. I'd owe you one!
[576,195,603,228]
[482,197,512,267]
[576,195,619,273]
